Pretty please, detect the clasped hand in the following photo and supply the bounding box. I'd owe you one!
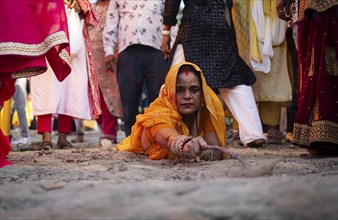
[182,136,207,159]
[171,135,208,159]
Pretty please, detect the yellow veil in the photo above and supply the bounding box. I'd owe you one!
[117,62,226,159]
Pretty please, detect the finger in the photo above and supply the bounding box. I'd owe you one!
[188,143,197,158]
[195,137,208,150]
[192,139,202,155]
[182,140,195,158]
[188,138,202,158]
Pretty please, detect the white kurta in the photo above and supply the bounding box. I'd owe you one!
[31,8,91,120]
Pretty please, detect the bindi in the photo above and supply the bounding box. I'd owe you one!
[185,69,189,76]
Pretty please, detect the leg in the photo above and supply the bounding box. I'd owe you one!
[99,90,117,143]
[56,114,73,148]
[13,83,29,139]
[71,119,84,143]
[219,85,266,146]
[259,101,283,144]
[37,114,53,150]
[117,46,144,136]
[144,47,167,103]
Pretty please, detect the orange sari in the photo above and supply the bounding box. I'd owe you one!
[117,62,226,160]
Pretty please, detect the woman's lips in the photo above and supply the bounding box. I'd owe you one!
[181,103,193,108]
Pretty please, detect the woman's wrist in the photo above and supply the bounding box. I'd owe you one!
[162,25,171,35]
[162,29,170,35]
[170,135,193,157]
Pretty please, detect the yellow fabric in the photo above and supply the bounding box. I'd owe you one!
[84,120,96,129]
[258,101,282,125]
[233,0,251,65]
[263,0,277,22]
[0,99,12,136]
[250,0,278,63]
[249,0,261,63]
[117,62,226,160]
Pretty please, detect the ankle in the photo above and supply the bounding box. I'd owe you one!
[267,125,280,130]
[42,132,51,142]
[58,132,68,143]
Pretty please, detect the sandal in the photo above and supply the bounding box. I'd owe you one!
[267,126,283,144]
[229,129,244,148]
[15,142,36,151]
[247,138,266,148]
[56,141,73,149]
[36,141,53,151]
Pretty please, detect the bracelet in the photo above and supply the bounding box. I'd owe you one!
[171,135,193,157]
[200,149,214,161]
[162,29,170,35]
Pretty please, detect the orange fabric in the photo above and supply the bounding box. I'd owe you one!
[117,62,226,159]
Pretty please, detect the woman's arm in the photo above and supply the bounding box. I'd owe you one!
[162,0,182,59]
[154,127,181,150]
[154,127,221,160]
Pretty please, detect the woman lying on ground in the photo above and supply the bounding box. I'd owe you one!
[117,62,226,161]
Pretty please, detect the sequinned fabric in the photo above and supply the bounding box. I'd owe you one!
[164,0,256,89]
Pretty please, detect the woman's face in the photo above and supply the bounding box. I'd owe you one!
[176,71,202,115]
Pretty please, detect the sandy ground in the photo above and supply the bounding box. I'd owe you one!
[1,130,337,220]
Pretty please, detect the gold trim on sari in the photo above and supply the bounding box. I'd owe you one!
[299,0,338,21]
[0,31,69,57]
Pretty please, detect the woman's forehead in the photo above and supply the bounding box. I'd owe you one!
[177,71,200,84]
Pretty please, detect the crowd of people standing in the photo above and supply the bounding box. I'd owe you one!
[0,0,337,167]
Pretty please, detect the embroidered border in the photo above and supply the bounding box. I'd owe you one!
[299,0,338,21]
[59,49,71,66]
[293,120,338,146]
[11,67,47,79]
[0,31,69,56]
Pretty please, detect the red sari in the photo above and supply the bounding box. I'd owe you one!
[0,0,71,168]
[293,1,338,147]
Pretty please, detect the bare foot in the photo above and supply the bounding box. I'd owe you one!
[71,134,84,143]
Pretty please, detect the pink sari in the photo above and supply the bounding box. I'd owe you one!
[0,0,71,81]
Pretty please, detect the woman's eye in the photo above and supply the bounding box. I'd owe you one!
[176,87,183,93]
[191,87,200,93]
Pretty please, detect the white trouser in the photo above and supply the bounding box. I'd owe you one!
[172,45,265,145]
[218,86,265,145]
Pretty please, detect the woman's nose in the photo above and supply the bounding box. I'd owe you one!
[183,90,192,99]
